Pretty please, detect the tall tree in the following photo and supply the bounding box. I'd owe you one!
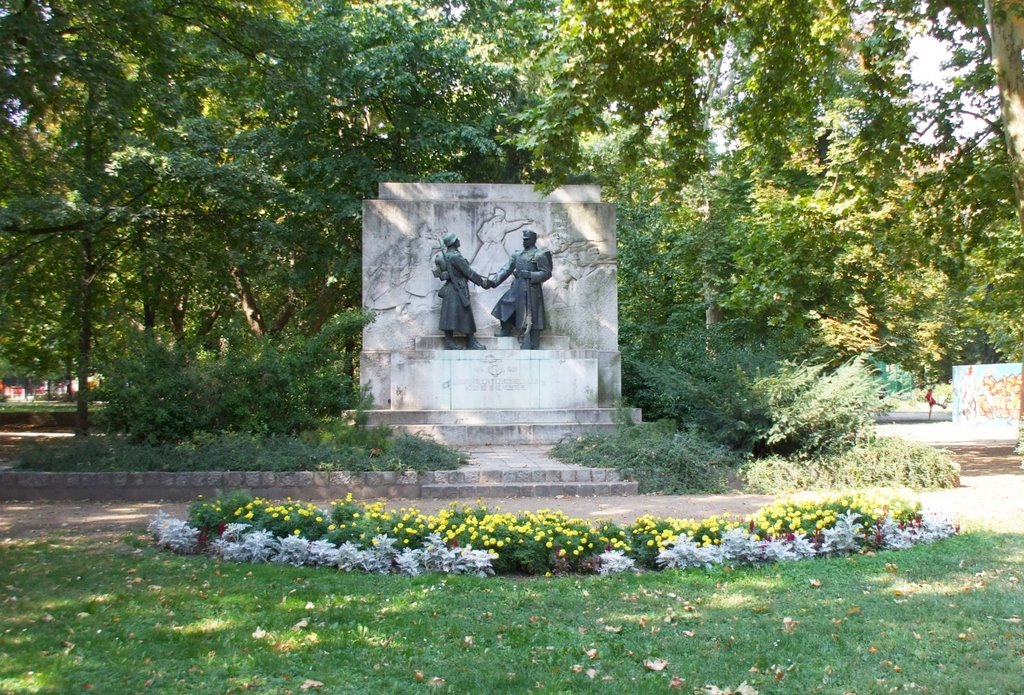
[984,0,1024,423]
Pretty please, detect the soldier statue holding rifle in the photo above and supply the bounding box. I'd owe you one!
[432,231,493,350]
[489,229,553,350]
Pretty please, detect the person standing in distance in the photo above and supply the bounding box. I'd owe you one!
[433,232,492,350]
[489,229,552,350]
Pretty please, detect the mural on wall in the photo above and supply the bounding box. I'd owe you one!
[952,363,1022,424]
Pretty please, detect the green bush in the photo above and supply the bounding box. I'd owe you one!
[551,420,741,494]
[622,338,780,453]
[98,313,368,443]
[742,436,960,493]
[624,347,881,459]
[750,358,879,459]
[15,430,465,473]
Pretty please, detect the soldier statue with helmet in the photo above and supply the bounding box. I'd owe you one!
[488,229,553,350]
[432,231,493,350]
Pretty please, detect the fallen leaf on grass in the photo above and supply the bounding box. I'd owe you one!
[428,677,446,687]
[586,669,597,679]
[702,682,759,695]
[669,676,685,690]
[643,658,668,671]
[782,617,800,632]
[604,625,622,634]
[585,648,598,660]
[809,579,822,588]
[300,680,323,691]
[414,670,425,683]
[294,619,309,630]
[252,627,268,640]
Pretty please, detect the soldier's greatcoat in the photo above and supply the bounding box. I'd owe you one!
[490,246,553,330]
[437,249,488,334]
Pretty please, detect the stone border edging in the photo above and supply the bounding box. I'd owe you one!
[0,468,634,502]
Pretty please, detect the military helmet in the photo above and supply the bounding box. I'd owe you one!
[442,232,459,248]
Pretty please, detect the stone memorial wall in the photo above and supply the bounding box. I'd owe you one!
[359,183,638,445]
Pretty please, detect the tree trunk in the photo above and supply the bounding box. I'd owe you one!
[75,234,95,437]
[229,263,267,336]
[984,0,1024,432]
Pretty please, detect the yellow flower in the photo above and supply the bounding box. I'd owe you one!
[293,529,301,535]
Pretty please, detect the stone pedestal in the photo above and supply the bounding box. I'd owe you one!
[360,184,639,445]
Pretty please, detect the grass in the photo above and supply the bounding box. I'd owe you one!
[2,529,1022,694]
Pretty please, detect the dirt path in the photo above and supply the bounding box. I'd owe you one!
[2,421,1020,539]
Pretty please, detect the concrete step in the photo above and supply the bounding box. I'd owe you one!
[420,480,639,499]
[385,422,620,446]
[364,408,639,426]
[423,467,626,484]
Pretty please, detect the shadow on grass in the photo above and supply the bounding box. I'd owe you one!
[2,530,1022,694]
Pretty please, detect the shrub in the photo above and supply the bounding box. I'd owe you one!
[15,431,465,473]
[551,420,741,494]
[750,357,880,459]
[622,338,780,453]
[743,436,960,493]
[623,341,883,460]
[98,313,368,443]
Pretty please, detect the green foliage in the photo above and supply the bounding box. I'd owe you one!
[14,431,464,474]
[743,436,961,493]
[623,340,881,459]
[622,344,777,455]
[98,316,366,443]
[551,420,741,494]
[750,358,880,459]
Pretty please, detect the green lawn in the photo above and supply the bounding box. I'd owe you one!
[2,529,1021,694]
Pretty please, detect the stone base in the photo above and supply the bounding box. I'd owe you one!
[364,407,640,446]
[360,331,639,446]
[390,349,599,411]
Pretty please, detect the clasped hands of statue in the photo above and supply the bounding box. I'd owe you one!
[482,269,529,289]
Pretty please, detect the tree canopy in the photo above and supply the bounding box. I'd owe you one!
[2,0,1022,430]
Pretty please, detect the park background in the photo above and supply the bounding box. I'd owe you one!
[1,1,1022,445]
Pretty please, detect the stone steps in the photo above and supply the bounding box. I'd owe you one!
[364,407,639,446]
[387,422,616,446]
[365,408,638,425]
[420,464,636,498]
[420,480,638,499]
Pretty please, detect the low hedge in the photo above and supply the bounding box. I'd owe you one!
[551,420,742,494]
[742,436,960,493]
[14,432,466,473]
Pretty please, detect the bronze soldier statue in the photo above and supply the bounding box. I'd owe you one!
[489,229,552,350]
[433,232,492,350]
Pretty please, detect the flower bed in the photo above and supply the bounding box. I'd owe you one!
[148,491,958,577]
